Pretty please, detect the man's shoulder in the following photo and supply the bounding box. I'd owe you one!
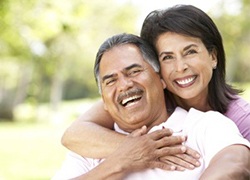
[186,108,235,128]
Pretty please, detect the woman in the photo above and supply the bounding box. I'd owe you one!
[140,4,250,140]
[139,5,250,140]
[61,4,250,170]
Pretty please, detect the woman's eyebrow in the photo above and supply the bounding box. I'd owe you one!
[159,51,173,58]
[183,44,198,51]
[159,44,199,57]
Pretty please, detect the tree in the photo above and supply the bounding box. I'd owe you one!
[212,0,250,82]
[0,0,138,120]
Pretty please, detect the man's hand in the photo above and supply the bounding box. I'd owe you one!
[109,126,200,173]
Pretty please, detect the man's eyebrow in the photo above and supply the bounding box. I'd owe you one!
[102,73,116,83]
[124,63,143,71]
[101,63,143,83]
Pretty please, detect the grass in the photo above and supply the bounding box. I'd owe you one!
[0,98,97,180]
[0,123,68,180]
[0,84,249,180]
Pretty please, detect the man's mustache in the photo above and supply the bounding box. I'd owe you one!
[117,88,144,103]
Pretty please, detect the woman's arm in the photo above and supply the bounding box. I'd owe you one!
[61,99,125,158]
[61,100,200,169]
[71,127,188,180]
[200,144,250,180]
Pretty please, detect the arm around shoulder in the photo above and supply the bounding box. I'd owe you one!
[61,99,126,158]
[71,159,128,180]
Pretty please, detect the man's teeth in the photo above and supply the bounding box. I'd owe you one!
[176,77,195,85]
[121,95,140,105]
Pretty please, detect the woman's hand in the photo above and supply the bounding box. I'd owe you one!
[109,126,200,172]
[159,146,201,171]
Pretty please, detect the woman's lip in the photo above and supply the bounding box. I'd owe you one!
[174,75,197,88]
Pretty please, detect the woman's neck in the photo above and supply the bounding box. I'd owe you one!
[174,95,212,112]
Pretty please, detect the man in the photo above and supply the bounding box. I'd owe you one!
[53,33,249,180]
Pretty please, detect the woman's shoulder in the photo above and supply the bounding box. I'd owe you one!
[225,95,250,122]
[226,95,250,141]
[227,95,250,112]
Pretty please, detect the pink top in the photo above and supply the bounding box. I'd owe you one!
[225,96,250,141]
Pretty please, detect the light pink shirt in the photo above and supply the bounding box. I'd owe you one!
[225,96,250,141]
[52,107,250,180]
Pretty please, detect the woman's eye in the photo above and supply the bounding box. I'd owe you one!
[162,55,173,61]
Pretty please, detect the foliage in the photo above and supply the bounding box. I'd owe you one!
[211,0,250,82]
[0,0,138,120]
[1,0,250,121]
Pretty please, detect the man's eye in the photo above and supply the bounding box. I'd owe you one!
[105,79,116,86]
[186,49,197,55]
[128,69,142,76]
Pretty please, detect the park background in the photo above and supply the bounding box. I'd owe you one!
[0,0,250,179]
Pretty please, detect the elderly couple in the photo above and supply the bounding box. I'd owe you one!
[53,5,250,180]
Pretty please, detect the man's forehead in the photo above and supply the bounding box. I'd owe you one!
[99,44,147,73]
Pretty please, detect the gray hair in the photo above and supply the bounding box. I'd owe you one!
[94,33,160,94]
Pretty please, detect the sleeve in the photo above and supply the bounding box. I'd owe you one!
[52,151,99,180]
[226,98,250,141]
[199,112,250,168]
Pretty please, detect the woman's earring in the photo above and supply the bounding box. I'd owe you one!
[213,65,217,69]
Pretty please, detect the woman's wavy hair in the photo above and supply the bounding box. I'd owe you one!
[141,4,241,113]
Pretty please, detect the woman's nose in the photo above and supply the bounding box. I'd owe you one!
[175,58,188,72]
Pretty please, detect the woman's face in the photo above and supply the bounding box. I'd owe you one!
[155,32,217,102]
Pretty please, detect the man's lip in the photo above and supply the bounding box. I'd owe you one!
[122,96,142,107]
[121,95,142,106]
[117,89,144,106]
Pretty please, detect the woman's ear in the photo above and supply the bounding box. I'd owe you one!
[211,48,218,68]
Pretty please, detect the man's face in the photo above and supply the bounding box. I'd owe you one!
[99,44,167,132]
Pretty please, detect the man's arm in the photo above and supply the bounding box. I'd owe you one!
[200,144,250,180]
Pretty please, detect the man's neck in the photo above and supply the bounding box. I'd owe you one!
[114,111,170,134]
[146,111,170,132]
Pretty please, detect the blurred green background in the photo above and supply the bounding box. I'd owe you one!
[0,0,250,179]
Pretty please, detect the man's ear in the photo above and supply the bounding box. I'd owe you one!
[161,78,167,89]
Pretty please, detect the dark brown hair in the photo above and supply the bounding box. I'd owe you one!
[141,5,241,113]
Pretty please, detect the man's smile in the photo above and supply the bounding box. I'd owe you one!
[118,89,143,107]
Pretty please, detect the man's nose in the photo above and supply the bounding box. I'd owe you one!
[117,76,133,92]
